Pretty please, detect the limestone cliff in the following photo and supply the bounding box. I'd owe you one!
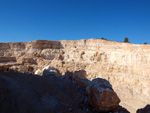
[0,39,150,112]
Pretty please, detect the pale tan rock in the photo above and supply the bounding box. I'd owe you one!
[1,39,150,112]
[17,57,37,64]
[0,57,16,62]
[34,69,43,75]
[9,65,34,73]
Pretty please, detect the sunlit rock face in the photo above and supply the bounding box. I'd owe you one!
[0,39,150,112]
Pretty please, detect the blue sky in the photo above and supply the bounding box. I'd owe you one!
[0,0,150,44]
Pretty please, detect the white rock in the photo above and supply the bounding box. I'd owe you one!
[34,69,42,75]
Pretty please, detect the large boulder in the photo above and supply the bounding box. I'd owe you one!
[68,72,121,112]
[86,78,120,112]
[91,78,112,89]
[137,105,150,113]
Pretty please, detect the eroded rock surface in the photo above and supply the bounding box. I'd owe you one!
[0,39,150,112]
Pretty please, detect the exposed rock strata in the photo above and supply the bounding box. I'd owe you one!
[0,39,150,112]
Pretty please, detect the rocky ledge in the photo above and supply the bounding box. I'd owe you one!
[0,39,150,112]
[0,70,129,113]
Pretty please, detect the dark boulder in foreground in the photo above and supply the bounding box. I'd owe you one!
[0,71,129,113]
[86,78,120,112]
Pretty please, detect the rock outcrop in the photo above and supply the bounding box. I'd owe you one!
[0,71,129,113]
[0,71,89,113]
[0,39,150,112]
[63,71,121,112]
[0,56,16,62]
[86,78,120,112]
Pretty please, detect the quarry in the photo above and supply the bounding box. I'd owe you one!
[0,39,150,113]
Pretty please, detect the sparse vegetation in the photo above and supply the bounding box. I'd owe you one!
[124,37,129,43]
[101,37,107,40]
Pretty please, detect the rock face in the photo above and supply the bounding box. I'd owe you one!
[0,71,129,113]
[0,39,150,112]
[0,57,16,62]
[0,71,89,113]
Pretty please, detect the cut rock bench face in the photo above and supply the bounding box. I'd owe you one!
[0,39,150,112]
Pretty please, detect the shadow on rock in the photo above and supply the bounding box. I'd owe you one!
[63,70,129,113]
[0,68,130,113]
